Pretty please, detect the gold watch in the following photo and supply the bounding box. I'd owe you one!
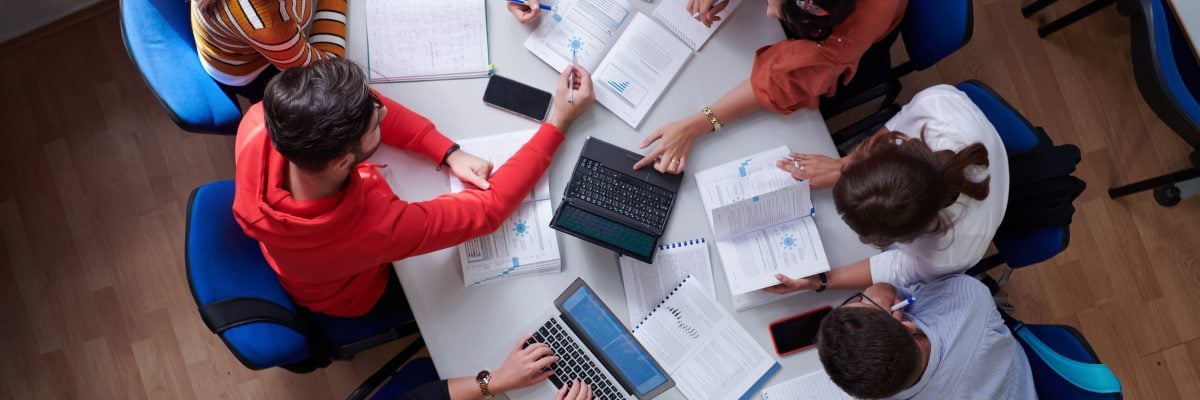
[476,370,494,399]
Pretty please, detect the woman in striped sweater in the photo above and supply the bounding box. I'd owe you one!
[191,0,347,101]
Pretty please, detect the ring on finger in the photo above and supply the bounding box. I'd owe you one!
[670,159,680,165]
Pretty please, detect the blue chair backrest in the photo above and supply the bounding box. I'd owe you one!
[1017,324,1122,399]
[1144,0,1200,147]
[901,0,974,71]
[185,180,310,369]
[956,80,1068,268]
[120,0,242,134]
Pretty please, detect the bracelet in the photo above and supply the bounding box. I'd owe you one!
[701,107,723,131]
[436,143,460,171]
[814,272,828,293]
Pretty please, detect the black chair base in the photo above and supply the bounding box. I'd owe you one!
[1108,151,1200,207]
[1025,0,1118,37]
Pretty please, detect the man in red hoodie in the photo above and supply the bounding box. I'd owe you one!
[233,58,595,318]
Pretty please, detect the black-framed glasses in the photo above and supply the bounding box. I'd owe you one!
[840,292,889,314]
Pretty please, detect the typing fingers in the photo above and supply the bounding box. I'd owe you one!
[634,146,665,170]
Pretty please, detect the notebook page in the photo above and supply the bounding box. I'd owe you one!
[633,277,780,400]
[448,130,549,202]
[524,0,635,72]
[365,0,489,82]
[619,239,715,323]
[760,370,856,400]
[592,13,694,128]
[652,0,744,50]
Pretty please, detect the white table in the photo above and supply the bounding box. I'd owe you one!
[347,0,879,398]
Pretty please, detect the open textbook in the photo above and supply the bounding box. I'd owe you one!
[695,146,831,299]
[633,276,779,400]
[524,0,742,127]
[448,131,561,286]
[619,238,716,323]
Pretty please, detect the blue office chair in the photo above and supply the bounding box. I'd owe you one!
[956,80,1080,286]
[186,180,420,372]
[120,0,242,134]
[826,0,974,145]
[348,338,442,400]
[1108,0,1200,207]
[998,312,1123,399]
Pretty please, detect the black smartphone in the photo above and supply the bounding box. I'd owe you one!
[769,306,833,356]
[483,75,553,122]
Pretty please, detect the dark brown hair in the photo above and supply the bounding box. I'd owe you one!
[263,58,377,172]
[816,307,921,399]
[834,130,990,248]
[780,0,856,42]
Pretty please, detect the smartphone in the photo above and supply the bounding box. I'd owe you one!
[483,75,553,122]
[769,306,833,356]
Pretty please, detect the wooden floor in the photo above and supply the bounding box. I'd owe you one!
[1,0,1198,398]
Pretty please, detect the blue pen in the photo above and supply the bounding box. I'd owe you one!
[567,47,577,103]
[891,296,915,312]
[509,0,555,11]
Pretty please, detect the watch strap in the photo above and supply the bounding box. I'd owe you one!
[815,272,829,293]
[476,370,494,399]
[436,143,461,171]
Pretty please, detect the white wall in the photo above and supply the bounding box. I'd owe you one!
[0,0,106,44]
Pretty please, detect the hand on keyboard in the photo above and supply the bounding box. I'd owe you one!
[491,334,561,394]
[557,379,595,400]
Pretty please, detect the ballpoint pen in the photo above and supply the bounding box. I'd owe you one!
[508,0,555,11]
[568,47,577,104]
[891,296,915,312]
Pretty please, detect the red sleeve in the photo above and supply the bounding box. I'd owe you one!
[375,92,455,162]
[751,41,843,114]
[749,0,907,114]
[377,123,564,259]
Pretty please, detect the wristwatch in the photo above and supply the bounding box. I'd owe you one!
[814,272,828,293]
[476,370,494,400]
[436,143,461,171]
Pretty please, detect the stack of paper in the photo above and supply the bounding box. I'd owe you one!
[449,130,561,286]
[694,146,831,311]
[365,0,491,82]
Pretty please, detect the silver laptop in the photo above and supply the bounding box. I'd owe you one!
[511,278,674,400]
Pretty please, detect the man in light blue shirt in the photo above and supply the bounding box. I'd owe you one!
[815,274,1036,399]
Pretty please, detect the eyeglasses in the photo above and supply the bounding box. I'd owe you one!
[840,292,889,314]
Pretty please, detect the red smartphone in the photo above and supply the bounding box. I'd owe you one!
[769,306,833,356]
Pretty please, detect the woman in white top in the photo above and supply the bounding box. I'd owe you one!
[768,85,1010,293]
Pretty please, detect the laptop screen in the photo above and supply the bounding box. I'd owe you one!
[561,285,669,396]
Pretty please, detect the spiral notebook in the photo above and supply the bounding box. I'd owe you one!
[652,0,745,51]
[619,238,715,323]
[632,276,780,400]
[365,0,491,82]
[759,370,855,400]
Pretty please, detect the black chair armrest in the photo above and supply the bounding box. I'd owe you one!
[347,337,427,400]
[832,104,901,156]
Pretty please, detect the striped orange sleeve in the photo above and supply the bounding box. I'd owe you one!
[226,0,331,70]
[309,0,348,58]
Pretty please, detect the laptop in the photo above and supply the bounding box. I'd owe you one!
[550,137,684,263]
[513,278,674,400]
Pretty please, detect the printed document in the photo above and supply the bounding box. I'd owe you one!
[449,130,560,286]
[652,0,744,50]
[633,276,780,400]
[619,238,715,323]
[695,146,830,298]
[759,370,855,400]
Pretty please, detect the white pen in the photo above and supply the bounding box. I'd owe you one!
[568,48,577,104]
[891,296,915,312]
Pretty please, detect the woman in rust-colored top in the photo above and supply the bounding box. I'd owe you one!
[634,0,906,174]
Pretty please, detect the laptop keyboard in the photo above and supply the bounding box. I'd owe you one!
[527,318,626,400]
[568,157,674,230]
